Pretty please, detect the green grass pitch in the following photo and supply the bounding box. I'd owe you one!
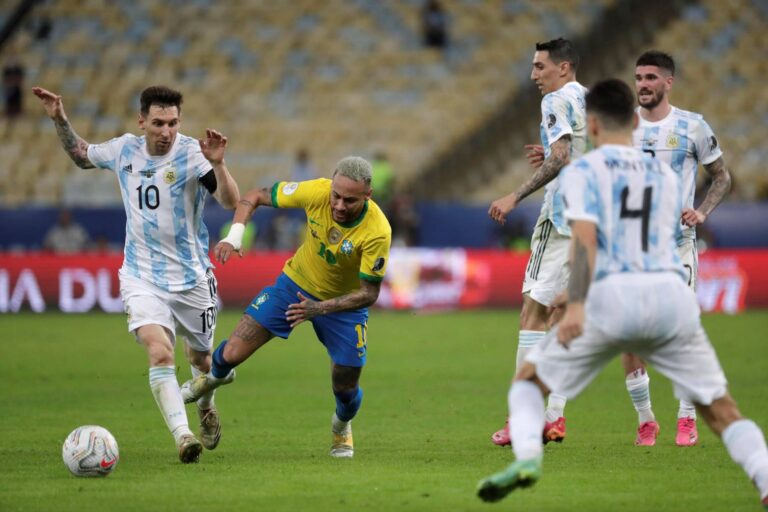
[2,310,767,511]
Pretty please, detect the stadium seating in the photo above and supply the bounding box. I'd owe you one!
[2,0,614,205]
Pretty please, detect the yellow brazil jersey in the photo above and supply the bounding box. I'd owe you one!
[271,178,392,300]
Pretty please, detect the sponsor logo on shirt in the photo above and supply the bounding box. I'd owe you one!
[139,167,157,178]
[372,257,385,272]
[121,164,133,173]
[709,135,718,151]
[328,227,343,245]
[340,239,354,255]
[282,182,299,195]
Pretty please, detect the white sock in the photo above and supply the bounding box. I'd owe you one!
[332,413,350,434]
[626,369,655,424]
[678,399,697,420]
[545,393,567,423]
[516,330,544,370]
[190,365,215,410]
[508,380,545,461]
[149,366,192,444]
[722,419,768,500]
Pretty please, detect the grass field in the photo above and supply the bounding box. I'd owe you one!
[2,310,767,511]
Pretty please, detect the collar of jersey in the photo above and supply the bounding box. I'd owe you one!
[637,105,676,127]
[335,200,368,228]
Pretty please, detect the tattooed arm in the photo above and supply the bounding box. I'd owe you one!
[488,136,572,224]
[32,87,94,169]
[681,156,732,227]
[285,280,381,327]
[557,219,597,346]
[215,187,273,263]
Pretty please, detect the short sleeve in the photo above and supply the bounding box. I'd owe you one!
[541,94,574,149]
[188,140,213,179]
[561,162,599,224]
[87,135,128,172]
[359,234,391,283]
[271,179,328,209]
[692,118,723,166]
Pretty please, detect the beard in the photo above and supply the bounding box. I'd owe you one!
[638,89,665,110]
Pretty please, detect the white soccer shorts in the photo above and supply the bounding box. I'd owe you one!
[119,268,218,352]
[527,272,728,406]
[678,239,698,290]
[522,211,570,307]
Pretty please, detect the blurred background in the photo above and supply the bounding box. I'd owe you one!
[0,0,766,312]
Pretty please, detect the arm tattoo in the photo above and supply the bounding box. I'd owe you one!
[516,136,571,201]
[568,236,591,302]
[238,199,256,211]
[321,281,381,314]
[698,157,732,216]
[53,117,94,169]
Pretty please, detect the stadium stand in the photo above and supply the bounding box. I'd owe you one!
[1,0,613,206]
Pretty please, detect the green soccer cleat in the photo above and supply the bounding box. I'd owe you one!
[477,457,542,503]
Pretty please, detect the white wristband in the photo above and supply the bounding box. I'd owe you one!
[221,222,245,251]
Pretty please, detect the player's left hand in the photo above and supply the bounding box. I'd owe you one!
[286,292,323,327]
[556,303,584,347]
[200,129,227,165]
[681,208,706,227]
[488,193,518,225]
[547,292,567,329]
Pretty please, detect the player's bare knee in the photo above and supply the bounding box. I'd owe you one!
[520,296,549,331]
[332,364,362,393]
[697,394,742,436]
[188,350,211,372]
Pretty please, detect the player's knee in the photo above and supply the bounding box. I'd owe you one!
[698,394,743,436]
[621,353,645,375]
[520,297,549,331]
[332,364,361,393]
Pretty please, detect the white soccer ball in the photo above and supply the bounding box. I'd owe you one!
[62,425,119,477]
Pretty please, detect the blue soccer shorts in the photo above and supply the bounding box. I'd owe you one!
[245,273,369,367]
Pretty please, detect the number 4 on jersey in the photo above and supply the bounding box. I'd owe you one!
[620,186,652,252]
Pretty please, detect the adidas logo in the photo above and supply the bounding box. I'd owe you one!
[121,164,133,173]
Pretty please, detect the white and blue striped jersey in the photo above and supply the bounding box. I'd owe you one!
[632,106,722,243]
[539,81,589,237]
[87,133,214,292]
[561,144,685,282]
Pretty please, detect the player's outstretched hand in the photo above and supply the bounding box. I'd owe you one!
[200,129,228,165]
[214,240,242,264]
[286,292,322,328]
[556,303,584,347]
[488,193,518,225]
[32,86,65,119]
[681,208,706,227]
[524,144,545,168]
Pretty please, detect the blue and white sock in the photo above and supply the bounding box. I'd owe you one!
[516,330,544,370]
[508,380,545,461]
[149,366,192,444]
[626,368,655,424]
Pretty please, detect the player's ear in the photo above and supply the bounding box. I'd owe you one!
[138,113,145,131]
[365,187,373,200]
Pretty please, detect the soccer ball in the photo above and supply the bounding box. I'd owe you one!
[62,425,119,477]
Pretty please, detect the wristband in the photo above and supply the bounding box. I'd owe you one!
[221,223,245,251]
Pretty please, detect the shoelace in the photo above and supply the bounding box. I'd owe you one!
[638,422,657,437]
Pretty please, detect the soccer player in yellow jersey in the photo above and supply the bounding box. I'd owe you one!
[181,156,392,458]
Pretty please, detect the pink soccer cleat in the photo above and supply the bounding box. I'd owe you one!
[635,421,660,446]
[491,419,511,447]
[543,417,566,444]
[675,417,698,447]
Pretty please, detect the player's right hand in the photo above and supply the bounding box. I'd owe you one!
[214,241,242,264]
[557,303,584,347]
[31,87,65,119]
[488,194,518,225]
[524,144,545,168]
